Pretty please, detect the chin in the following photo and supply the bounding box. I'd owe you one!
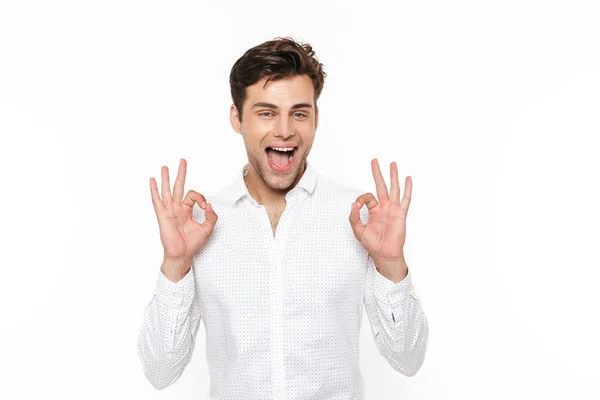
[266,163,299,188]
[267,172,296,190]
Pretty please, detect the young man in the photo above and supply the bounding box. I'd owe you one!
[138,37,429,399]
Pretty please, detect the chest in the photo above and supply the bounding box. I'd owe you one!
[194,203,368,320]
[265,203,286,237]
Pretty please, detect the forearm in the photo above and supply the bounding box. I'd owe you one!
[364,255,429,376]
[137,267,201,389]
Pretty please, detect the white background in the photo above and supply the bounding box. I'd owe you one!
[1,0,599,399]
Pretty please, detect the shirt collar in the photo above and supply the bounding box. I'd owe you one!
[221,159,318,206]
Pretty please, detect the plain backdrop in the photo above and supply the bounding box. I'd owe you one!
[1,0,599,399]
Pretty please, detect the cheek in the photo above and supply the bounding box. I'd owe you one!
[241,125,266,144]
[246,120,273,138]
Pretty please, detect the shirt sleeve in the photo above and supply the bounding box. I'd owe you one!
[363,253,429,377]
[137,264,202,390]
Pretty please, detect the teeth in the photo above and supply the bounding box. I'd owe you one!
[269,147,295,152]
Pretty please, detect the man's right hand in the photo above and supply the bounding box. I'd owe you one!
[149,158,218,282]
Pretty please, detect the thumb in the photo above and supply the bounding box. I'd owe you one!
[201,202,218,234]
[348,202,365,240]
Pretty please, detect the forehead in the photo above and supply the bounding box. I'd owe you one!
[245,74,314,107]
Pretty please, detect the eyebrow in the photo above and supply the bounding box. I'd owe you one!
[251,102,313,110]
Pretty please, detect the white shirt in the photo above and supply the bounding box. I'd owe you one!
[137,159,429,399]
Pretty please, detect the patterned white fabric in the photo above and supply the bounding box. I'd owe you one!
[138,159,429,399]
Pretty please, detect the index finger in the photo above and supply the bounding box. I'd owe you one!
[172,158,187,202]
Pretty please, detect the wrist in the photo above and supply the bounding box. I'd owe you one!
[161,256,192,283]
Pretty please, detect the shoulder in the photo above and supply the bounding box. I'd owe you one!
[315,173,367,201]
[313,174,370,224]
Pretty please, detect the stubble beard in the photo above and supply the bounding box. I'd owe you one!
[250,148,305,191]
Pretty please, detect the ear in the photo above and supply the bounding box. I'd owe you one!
[230,104,242,134]
[315,105,319,130]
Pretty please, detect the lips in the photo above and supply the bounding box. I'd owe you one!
[265,147,297,172]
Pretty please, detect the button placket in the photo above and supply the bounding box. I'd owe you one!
[259,192,305,399]
[272,196,295,399]
[257,202,287,400]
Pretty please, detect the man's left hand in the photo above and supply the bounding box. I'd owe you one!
[349,158,412,282]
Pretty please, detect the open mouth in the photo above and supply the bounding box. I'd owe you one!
[265,146,297,171]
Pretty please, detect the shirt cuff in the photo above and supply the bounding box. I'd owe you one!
[370,256,416,309]
[154,266,196,309]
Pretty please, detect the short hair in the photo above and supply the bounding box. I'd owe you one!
[229,36,327,122]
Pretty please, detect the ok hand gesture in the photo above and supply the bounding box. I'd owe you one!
[150,159,219,265]
[349,159,412,282]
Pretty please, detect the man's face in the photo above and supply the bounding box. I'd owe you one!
[230,74,319,192]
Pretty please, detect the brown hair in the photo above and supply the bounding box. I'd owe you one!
[229,36,327,122]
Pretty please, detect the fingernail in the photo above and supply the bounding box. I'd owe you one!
[202,201,206,208]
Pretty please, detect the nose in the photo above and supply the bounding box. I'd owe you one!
[273,115,295,139]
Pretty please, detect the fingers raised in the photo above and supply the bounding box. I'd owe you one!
[150,177,165,215]
[401,176,412,212]
[390,161,400,204]
[172,158,187,203]
[371,158,389,202]
[161,165,172,206]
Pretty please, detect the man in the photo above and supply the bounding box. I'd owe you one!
[138,36,429,399]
